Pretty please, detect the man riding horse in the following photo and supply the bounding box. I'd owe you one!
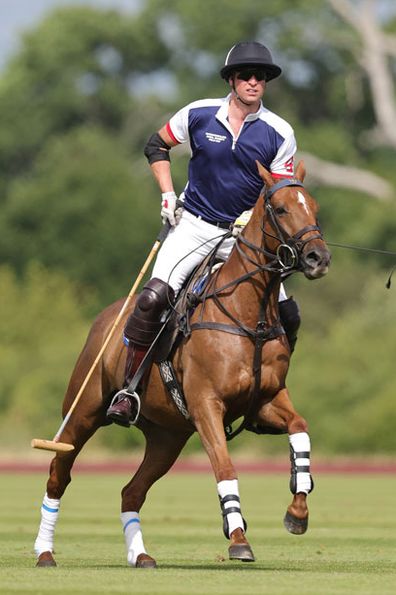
[34,43,331,567]
[107,41,301,428]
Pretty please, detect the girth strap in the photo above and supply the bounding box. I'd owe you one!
[190,321,252,337]
[190,320,284,340]
[225,274,284,441]
[225,321,283,442]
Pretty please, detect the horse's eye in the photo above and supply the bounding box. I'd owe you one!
[275,206,287,216]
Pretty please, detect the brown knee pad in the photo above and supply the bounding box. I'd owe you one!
[124,278,174,346]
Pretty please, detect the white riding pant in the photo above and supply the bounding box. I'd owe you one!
[152,209,287,300]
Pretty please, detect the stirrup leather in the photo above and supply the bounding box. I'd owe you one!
[108,388,141,426]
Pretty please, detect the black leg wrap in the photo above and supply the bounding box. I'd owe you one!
[124,278,174,346]
[279,297,300,353]
[219,494,247,539]
[289,446,314,494]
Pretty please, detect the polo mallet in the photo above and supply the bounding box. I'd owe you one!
[31,222,171,454]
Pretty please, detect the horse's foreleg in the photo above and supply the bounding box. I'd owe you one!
[256,389,313,535]
[120,418,191,568]
[191,398,255,562]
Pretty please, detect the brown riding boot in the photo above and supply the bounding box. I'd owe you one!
[106,277,175,428]
[106,345,147,427]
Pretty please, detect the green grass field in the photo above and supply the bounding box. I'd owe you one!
[0,471,395,594]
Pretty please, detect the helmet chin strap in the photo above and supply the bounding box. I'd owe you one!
[231,81,251,106]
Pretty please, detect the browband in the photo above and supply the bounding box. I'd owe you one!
[264,179,304,201]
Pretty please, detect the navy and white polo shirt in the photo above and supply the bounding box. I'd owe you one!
[166,94,296,223]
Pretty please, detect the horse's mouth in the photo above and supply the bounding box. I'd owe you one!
[303,264,329,280]
[301,248,331,280]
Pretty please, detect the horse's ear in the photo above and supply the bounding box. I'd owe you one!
[295,160,306,182]
[256,161,274,187]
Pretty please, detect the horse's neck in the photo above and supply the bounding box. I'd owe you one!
[218,207,281,327]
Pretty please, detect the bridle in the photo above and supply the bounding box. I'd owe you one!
[192,178,325,305]
[236,178,324,275]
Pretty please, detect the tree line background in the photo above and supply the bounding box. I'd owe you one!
[1,0,395,457]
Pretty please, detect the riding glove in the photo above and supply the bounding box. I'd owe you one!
[161,192,184,226]
[232,209,253,237]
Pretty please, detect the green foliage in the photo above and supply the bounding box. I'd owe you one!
[288,272,396,453]
[0,126,159,306]
[0,6,169,182]
[297,122,359,163]
[0,264,94,444]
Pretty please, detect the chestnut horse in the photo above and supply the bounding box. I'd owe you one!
[34,162,330,568]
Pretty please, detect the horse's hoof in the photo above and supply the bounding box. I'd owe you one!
[36,551,57,567]
[135,553,157,568]
[283,511,308,535]
[228,544,255,562]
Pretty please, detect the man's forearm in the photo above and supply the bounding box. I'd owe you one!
[150,160,175,194]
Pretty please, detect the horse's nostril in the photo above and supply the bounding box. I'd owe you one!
[304,249,331,270]
[305,250,321,264]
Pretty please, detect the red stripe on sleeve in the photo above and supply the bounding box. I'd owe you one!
[271,173,294,179]
[166,122,180,144]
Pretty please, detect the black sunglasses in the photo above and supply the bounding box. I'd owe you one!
[236,69,267,82]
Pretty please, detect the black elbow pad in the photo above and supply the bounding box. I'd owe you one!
[144,132,171,164]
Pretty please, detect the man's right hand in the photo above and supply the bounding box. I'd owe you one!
[232,209,252,237]
[161,192,183,226]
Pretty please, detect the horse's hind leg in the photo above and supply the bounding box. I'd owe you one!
[120,418,191,569]
[255,388,313,535]
[35,384,104,567]
[35,450,79,567]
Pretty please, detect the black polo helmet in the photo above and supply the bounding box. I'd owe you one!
[220,41,282,82]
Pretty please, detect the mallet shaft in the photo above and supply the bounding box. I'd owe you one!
[31,225,170,454]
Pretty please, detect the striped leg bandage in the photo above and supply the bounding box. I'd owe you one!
[289,432,314,494]
[121,512,147,567]
[217,479,247,539]
[34,493,60,556]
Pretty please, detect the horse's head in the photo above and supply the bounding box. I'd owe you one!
[256,161,331,280]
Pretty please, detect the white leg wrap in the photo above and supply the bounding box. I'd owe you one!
[217,479,245,538]
[34,493,60,556]
[289,432,313,494]
[121,512,147,567]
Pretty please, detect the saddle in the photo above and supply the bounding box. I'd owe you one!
[153,249,224,362]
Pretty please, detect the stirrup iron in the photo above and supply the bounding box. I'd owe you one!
[109,388,141,426]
